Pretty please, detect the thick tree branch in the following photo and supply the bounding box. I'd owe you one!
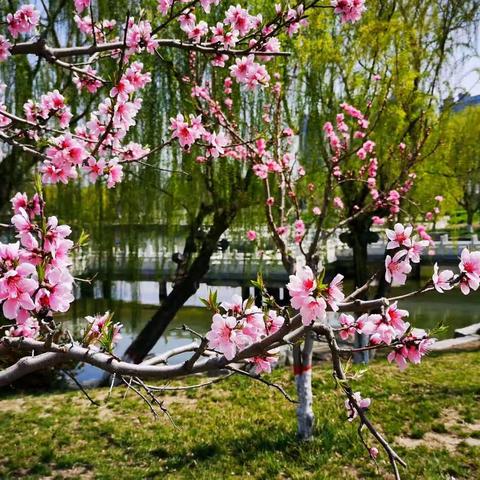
[10,39,290,60]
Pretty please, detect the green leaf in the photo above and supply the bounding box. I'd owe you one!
[244,296,255,310]
[78,230,90,247]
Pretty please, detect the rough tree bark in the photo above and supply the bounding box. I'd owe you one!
[0,152,35,214]
[342,216,379,364]
[466,209,475,233]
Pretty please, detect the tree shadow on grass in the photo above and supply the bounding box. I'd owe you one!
[156,424,341,473]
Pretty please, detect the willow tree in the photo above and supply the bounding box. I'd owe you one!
[284,0,480,294]
[422,105,480,232]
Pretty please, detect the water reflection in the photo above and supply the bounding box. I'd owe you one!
[63,280,480,383]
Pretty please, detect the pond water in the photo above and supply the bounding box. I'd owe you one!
[64,280,480,384]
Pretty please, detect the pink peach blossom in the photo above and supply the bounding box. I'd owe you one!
[432,263,454,293]
[386,223,412,250]
[287,266,316,309]
[206,313,239,360]
[0,36,12,62]
[326,274,344,311]
[459,248,480,292]
[345,391,371,421]
[299,296,327,325]
[385,251,411,285]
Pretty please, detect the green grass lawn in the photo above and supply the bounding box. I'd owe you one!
[0,350,479,479]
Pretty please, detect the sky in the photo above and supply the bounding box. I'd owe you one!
[451,30,480,97]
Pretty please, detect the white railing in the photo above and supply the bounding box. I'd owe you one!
[73,232,480,276]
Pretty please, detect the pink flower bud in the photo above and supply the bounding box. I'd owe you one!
[369,447,379,459]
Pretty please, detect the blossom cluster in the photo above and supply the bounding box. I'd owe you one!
[0,1,365,199]
[1,192,122,352]
[286,267,345,325]
[338,305,434,370]
[345,391,371,421]
[252,135,296,181]
[386,328,434,371]
[0,0,365,69]
[32,62,151,187]
[71,2,307,71]
[1,192,75,338]
[82,311,123,352]
[384,223,427,285]
[323,104,416,218]
[74,13,117,44]
[24,90,72,129]
[0,4,40,64]
[205,294,285,373]
[331,0,366,24]
[384,223,480,295]
[281,223,480,372]
[1,57,151,188]
[7,4,40,38]
[424,195,444,223]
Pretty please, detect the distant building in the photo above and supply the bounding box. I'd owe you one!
[450,93,480,113]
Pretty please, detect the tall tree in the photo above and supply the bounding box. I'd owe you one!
[420,105,480,232]
[283,0,480,322]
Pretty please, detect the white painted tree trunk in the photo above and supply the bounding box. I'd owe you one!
[293,333,315,441]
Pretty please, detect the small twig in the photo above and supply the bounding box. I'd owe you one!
[66,330,76,346]
[122,375,134,400]
[134,159,190,176]
[62,369,100,406]
[178,325,204,341]
[107,372,116,401]
[318,324,407,478]
[132,376,178,428]
[0,131,47,158]
[121,375,158,418]
[73,273,98,284]
[141,372,235,392]
[344,273,379,302]
[226,365,298,404]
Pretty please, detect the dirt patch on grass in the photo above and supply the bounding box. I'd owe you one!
[44,465,94,479]
[441,408,480,433]
[341,465,363,479]
[0,391,76,413]
[397,432,480,452]
[96,404,117,421]
[166,396,198,408]
[396,432,461,452]
[0,397,26,413]
[396,408,480,452]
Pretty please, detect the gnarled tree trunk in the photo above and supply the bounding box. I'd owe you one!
[344,217,378,364]
[0,152,34,214]
[123,206,237,364]
[467,209,475,233]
